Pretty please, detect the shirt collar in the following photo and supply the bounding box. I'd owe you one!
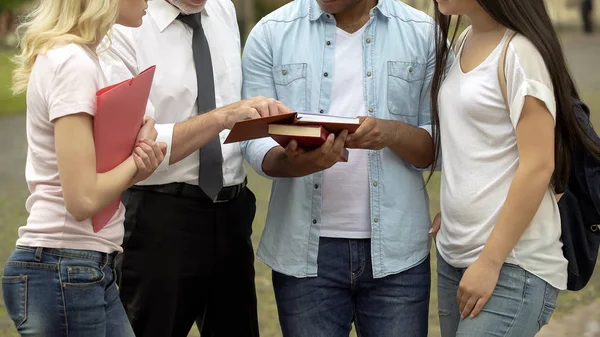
[308,0,392,21]
[149,0,210,32]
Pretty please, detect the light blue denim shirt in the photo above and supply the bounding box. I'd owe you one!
[241,0,437,278]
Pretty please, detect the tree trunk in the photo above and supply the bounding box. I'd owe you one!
[0,11,10,41]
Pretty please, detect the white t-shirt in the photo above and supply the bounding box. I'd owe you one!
[436,31,568,290]
[16,44,124,253]
[320,26,371,239]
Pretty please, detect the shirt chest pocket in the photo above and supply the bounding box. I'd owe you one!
[387,61,425,123]
[272,63,308,112]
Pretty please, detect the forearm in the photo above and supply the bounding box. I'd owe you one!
[479,166,553,266]
[92,157,138,209]
[66,156,137,221]
[387,121,434,168]
[169,112,224,164]
[262,147,308,177]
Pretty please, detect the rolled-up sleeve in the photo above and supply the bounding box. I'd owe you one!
[240,21,280,178]
[411,25,437,171]
[415,28,455,172]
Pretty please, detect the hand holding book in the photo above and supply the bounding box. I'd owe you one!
[345,117,397,150]
[275,130,350,177]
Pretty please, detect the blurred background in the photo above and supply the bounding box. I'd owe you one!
[0,0,598,336]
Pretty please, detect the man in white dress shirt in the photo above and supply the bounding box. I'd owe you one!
[99,0,290,336]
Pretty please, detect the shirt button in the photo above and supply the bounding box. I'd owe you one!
[326,41,331,46]
[373,182,378,187]
[368,108,374,113]
[366,38,371,43]
[312,219,317,224]
[324,72,329,77]
[314,184,319,189]
[282,70,287,75]
[408,66,414,73]
[367,72,372,77]
[319,109,324,114]
[374,218,379,223]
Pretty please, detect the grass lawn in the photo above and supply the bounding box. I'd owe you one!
[0,52,26,117]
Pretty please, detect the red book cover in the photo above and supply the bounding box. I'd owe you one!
[268,124,349,162]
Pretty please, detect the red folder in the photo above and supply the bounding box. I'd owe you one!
[92,65,156,233]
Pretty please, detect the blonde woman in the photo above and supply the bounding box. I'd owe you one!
[1,0,154,336]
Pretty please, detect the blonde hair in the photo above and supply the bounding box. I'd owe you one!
[12,0,120,95]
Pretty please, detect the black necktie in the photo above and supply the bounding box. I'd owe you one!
[177,13,223,201]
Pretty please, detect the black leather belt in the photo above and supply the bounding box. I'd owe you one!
[131,178,247,203]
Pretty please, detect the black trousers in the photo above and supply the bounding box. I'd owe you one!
[116,186,259,337]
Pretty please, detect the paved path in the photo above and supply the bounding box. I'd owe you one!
[538,301,600,337]
[0,32,599,337]
[0,114,26,196]
[560,32,600,93]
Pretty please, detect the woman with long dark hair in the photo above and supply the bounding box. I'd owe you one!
[429,0,600,336]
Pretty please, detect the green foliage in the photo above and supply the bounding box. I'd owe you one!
[0,0,29,12]
[254,1,286,21]
[0,52,26,116]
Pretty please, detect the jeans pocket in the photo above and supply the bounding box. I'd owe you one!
[63,264,105,288]
[2,275,28,328]
[537,283,559,329]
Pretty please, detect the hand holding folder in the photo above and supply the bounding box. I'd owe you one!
[92,65,156,233]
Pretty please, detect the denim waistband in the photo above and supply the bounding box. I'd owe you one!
[16,246,119,265]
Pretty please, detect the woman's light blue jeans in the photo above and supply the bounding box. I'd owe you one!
[437,251,559,337]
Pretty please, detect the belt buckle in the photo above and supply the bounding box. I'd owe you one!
[213,195,229,203]
[212,183,241,203]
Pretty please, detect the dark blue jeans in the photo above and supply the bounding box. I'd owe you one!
[272,238,430,337]
[2,247,134,337]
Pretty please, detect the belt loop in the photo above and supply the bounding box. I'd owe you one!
[34,247,43,262]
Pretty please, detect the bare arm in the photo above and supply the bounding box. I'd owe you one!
[55,114,163,222]
[478,96,555,266]
[168,112,223,165]
[386,121,434,168]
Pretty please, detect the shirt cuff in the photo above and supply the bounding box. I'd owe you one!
[155,123,174,172]
[419,124,432,138]
[410,124,434,172]
[245,137,280,178]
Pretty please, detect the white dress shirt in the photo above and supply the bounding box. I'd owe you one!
[99,0,246,187]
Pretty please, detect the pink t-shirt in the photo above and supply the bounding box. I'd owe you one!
[16,44,124,253]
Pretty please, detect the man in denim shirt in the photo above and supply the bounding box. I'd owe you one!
[242,0,436,335]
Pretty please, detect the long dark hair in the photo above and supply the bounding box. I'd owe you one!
[429,0,600,193]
